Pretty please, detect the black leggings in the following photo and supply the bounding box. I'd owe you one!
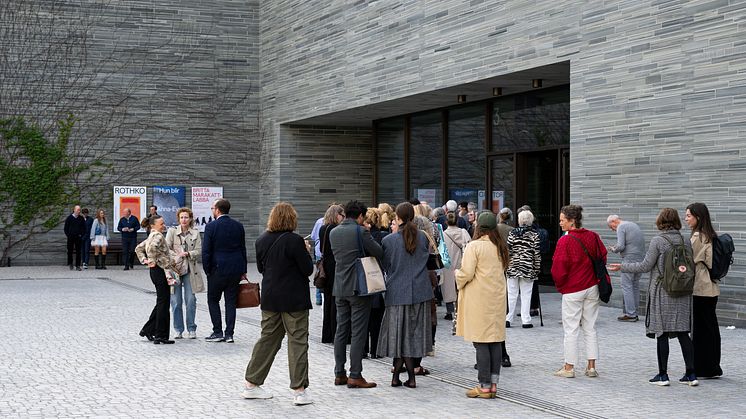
[657,332,694,375]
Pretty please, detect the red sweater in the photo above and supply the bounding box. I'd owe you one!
[551,229,608,294]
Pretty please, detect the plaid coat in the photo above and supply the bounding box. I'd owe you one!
[622,229,692,338]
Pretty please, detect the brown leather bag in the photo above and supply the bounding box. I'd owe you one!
[313,227,329,289]
[236,280,260,308]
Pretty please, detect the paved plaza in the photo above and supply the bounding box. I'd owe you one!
[1,266,745,418]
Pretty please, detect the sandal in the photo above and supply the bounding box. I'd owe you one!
[415,367,430,376]
[391,378,403,387]
[403,379,416,388]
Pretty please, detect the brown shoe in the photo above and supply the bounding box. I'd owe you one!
[346,377,377,388]
[334,375,348,386]
[466,386,495,399]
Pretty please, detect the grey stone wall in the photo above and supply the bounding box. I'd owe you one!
[275,125,374,238]
[2,0,261,265]
[260,1,746,323]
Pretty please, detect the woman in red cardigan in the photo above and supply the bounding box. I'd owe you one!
[551,204,607,378]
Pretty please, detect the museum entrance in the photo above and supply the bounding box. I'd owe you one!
[489,147,569,283]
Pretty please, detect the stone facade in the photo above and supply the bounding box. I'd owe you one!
[4,0,746,322]
[259,1,746,323]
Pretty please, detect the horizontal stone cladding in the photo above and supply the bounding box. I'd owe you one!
[2,0,261,265]
[273,125,374,238]
[260,0,746,322]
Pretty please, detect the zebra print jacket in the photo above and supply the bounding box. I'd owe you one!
[506,226,541,279]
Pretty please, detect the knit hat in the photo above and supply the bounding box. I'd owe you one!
[477,211,497,230]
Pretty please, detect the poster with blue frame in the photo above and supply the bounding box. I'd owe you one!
[153,186,185,227]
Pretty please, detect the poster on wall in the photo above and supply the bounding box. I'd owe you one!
[113,186,147,233]
[153,186,185,227]
[192,187,223,232]
[477,190,486,210]
[491,190,505,213]
[449,189,479,207]
[416,188,436,206]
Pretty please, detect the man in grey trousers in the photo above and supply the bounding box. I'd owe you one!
[607,215,646,322]
[330,200,384,388]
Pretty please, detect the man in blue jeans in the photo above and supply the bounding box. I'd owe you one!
[202,198,247,343]
[607,214,645,322]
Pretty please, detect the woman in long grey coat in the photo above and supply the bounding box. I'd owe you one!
[441,212,471,320]
[378,202,434,388]
[609,208,698,387]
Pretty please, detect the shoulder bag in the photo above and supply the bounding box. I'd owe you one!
[567,233,612,303]
[313,227,329,289]
[237,232,289,309]
[355,227,386,296]
[424,231,445,270]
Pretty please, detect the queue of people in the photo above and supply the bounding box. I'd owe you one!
[92,194,724,406]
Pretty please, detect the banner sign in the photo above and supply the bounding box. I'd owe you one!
[153,186,185,227]
[113,186,147,233]
[449,188,479,206]
[192,187,223,232]
[491,190,505,213]
[416,188,436,206]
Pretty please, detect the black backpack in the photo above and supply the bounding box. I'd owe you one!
[710,234,735,281]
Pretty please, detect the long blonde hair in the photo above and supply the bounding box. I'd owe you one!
[378,203,394,229]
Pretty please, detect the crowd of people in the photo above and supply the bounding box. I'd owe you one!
[66,195,724,405]
[239,198,724,405]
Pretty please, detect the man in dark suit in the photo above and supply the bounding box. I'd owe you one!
[64,205,86,271]
[329,200,383,388]
[81,208,94,269]
[117,208,140,270]
[202,198,247,343]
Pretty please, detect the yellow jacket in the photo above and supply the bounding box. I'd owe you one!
[691,232,719,297]
[455,236,507,343]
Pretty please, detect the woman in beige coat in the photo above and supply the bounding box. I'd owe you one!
[456,211,509,399]
[685,202,722,378]
[165,207,205,339]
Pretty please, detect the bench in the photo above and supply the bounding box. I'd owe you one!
[89,237,125,265]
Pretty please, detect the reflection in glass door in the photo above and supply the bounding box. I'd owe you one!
[489,155,514,213]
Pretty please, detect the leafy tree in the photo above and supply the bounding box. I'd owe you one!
[0,115,110,265]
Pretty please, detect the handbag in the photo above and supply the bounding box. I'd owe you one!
[354,226,386,296]
[424,231,444,270]
[435,223,452,269]
[236,280,260,308]
[313,227,329,289]
[567,234,612,303]
[237,232,289,309]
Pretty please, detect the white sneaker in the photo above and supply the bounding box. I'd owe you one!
[293,390,313,406]
[242,386,273,399]
[187,331,197,339]
[83,263,88,270]
[174,332,183,339]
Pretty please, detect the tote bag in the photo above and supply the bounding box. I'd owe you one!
[354,227,386,296]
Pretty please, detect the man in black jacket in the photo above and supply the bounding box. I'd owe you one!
[117,208,140,270]
[64,205,86,271]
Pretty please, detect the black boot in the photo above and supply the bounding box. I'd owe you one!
[101,254,107,270]
[94,254,101,269]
